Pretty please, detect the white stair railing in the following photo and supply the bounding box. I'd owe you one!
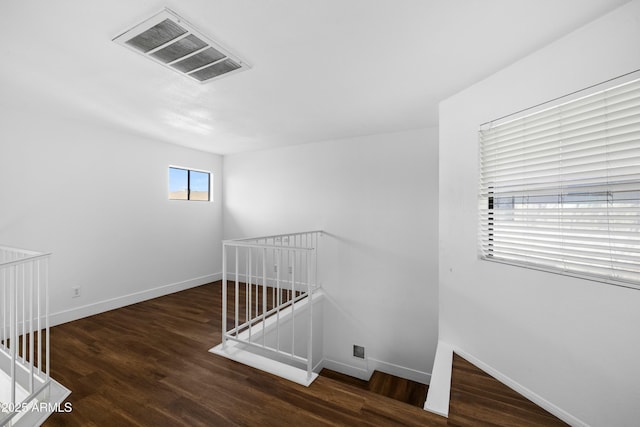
[0,246,52,426]
[221,231,321,383]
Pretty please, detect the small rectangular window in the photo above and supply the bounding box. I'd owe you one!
[169,167,211,201]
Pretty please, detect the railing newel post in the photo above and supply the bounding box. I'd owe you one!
[222,243,227,349]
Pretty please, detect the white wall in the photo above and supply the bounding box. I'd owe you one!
[223,127,439,382]
[439,1,640,425]
[0,76,223,325]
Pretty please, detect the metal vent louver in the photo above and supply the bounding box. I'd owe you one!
[113,9,250,83]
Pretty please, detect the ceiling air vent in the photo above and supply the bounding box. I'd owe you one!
[113,8,251,83]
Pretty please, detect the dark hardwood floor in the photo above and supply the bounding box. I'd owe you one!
[43,282,567,426]
[448,354,568,427]
[320,369,428,408]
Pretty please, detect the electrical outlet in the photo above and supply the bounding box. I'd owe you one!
[353,345,365,359]
[72,287,81,298]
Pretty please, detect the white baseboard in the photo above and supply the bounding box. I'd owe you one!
[321,357,370,381]
[368,358,431,385]
[312,357,325,373]
[450,346,589,427]
[50,273,221,327]
[319,356,431,385]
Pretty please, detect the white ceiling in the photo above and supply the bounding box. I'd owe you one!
[1,0,631,154]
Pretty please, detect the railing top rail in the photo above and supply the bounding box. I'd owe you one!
[223,241,316,251]
[0,245,43,256]
[0,245,51,268]
[227,230,323,243]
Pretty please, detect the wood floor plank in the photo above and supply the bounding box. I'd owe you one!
[319,369,369,390]
[368,370,428,408]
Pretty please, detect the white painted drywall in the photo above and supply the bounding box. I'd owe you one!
[223,128,439,382]
[0,76,223,325]
[439,1,640,425]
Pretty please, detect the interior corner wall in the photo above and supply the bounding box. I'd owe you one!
[222,128,439,382]
[0,80,223,325]
[438,1,640,426]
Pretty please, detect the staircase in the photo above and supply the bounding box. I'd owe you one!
[211,231,323,386]
[321,369,428,408]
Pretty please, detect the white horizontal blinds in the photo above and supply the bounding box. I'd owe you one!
[479,77,640,288]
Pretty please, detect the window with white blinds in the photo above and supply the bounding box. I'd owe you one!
[479,77,640,289]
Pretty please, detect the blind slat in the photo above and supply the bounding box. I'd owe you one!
[479,174,640,196]
[481,116,640,158]
[482,133,640,172]
[481,84,640,136]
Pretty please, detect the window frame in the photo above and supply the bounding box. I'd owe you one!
[168,166,212,202]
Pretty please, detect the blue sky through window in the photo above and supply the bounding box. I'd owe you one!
[189,171,209,193]
[169,167,188,193]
